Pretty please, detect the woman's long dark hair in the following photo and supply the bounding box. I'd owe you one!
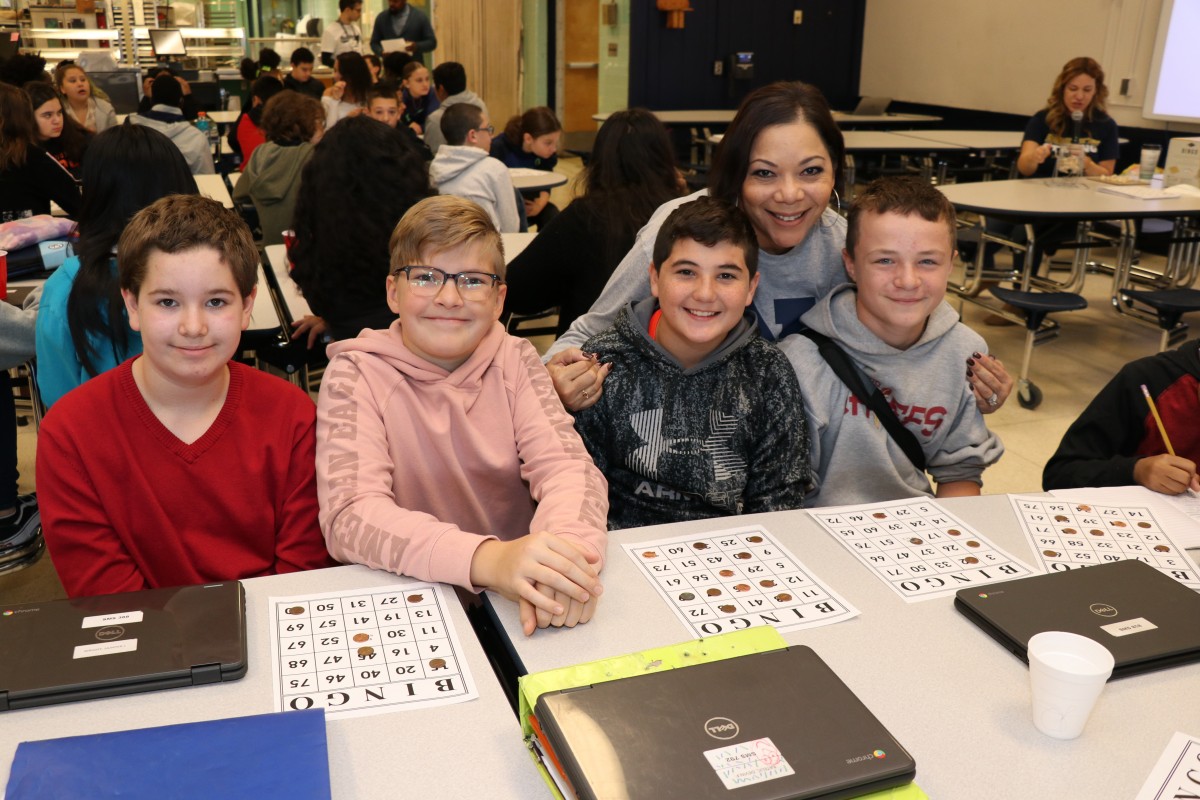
[574,108,684,268]
[22,80,90,168]
[0,83,35,170]
[289,115,433,321]
[335,52,372,105]
[709,81,844,202]
[66,124,198,376]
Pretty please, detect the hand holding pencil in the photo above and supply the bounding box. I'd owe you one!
[1135,385,1200,495]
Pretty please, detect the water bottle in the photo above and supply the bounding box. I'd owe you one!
[196,111,211,138]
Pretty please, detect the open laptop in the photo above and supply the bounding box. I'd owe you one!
[534,646,915,800]
[955,558,1200,679]
[852,97,891,115]
[0,581,247,711]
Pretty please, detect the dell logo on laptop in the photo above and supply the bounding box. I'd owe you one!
[704,717,740,740]
[1089,603,1118,617]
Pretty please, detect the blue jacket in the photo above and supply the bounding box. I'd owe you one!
[35,255,142,408]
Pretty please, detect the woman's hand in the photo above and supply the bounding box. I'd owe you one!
[546,348,611,411]
[290,315,329,349]
[324,81,345,101]
[967,352,1013,413]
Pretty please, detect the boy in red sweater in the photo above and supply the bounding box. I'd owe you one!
[37,195,333,597]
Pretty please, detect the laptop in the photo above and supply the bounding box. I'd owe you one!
[955,559,1200,679]
[852,97,891,115]
[0,581,247,711]
[534,646,915,800]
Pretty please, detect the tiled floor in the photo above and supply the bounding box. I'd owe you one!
[2,158,1185,603]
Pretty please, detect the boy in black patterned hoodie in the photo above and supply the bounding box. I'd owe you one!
[574,196,809,529]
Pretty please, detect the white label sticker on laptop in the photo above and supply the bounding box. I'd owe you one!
[1101,617,1158,637]
[74,639,138,659]
[81,611,144,628]
[704,737,795,791]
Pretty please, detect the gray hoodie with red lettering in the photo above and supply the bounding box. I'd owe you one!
[778,283,1003,507]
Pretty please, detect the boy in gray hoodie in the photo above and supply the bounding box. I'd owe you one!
[574,196,809,529]
[429,103,520,233]
[422,62,489,156]
[779,177,1003,507]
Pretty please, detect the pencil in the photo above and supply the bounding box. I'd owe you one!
[1140,384,1176,456]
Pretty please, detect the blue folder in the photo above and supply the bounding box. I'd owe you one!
[6,708,332,799]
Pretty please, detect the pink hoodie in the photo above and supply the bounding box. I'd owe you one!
[316,321,608,590]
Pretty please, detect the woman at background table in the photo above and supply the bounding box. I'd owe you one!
[35,125,197,408]
[24,80,90,178]
[289,115,433,343]
[546,81,1013,414]
[503,108,685,336]
[53,62,116,134]
[983,57,1120,286]
[1017,56,1118,179]
[0,83,80,224]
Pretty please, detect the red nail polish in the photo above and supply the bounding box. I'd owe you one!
[967,369,974,378]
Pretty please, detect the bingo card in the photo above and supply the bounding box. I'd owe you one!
[622,525,860,637]
[809,498,1035,603]
[1009,495,1200,590]
[269,584,478,719]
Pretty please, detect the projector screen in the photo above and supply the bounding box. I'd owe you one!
[1143,0,1200,124]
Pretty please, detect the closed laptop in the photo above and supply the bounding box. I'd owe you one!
[955,559,1200,678]
[0,581,247,711]
[534,645,915,800]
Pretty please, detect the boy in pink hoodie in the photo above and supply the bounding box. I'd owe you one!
[316,195,609,635]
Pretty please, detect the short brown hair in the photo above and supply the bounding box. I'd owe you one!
[261,89,323,144]
[652,196,759,277]
[118,194,258,298]
[389,195,504,277]
[845,176,957,257]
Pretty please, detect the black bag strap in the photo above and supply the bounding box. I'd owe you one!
[800,329,927,471]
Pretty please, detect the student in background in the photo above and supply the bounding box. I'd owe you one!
[574,196,808,529]
[1043,340,1200,495]
[369,0,437,63]
[366,80,429,158]
[24,80,90,178]
[35,125,197,408]
[235,76,286,164]
[382,51,413,81]
[0,292,39,550]
[38,195,333,598]
[421,62,488,156]
[490,106,562,229]
[0,83,80,223]
[365,53,382,83]
[129,73,214,175]
[283,47,325,101]
[320,0,365,68]
[322,51,371,129]
[289,115,433,343]
[234,90,324,247]
[399,61,438,134]
[136,67,199,121]
[778,177,1004,506]
[316,195,606,636]
[504,108,685,337]
[53,62,116,134]
[429,103,520,233]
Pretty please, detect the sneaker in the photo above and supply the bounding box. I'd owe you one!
[0,499,40,550]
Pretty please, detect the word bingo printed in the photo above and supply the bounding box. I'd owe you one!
[269,585,478,718]
[622,526,860,637]
[809,499,1035,602]
[1009,496,1200,590]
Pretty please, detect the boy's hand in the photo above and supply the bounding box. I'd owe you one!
[967,352,1012,414]
[471,532,603,635]
[519,584,598,635]
[1133,455,1200,495]
[524,191,550,218]
[546,348,611,411]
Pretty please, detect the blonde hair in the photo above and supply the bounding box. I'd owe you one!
[389,195,505,277]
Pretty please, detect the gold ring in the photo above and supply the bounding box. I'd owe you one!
[581,390,591,400]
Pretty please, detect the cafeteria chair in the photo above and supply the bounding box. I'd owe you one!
[986,286,1088,410]
[1117,288,1200,352]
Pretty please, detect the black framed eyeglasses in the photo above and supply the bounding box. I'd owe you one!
[393,266,504,298]
[476,125,495,135]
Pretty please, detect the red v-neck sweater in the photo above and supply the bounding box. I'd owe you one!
[37,359,334,597]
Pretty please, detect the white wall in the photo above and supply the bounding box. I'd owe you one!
[861,0,1200,132]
